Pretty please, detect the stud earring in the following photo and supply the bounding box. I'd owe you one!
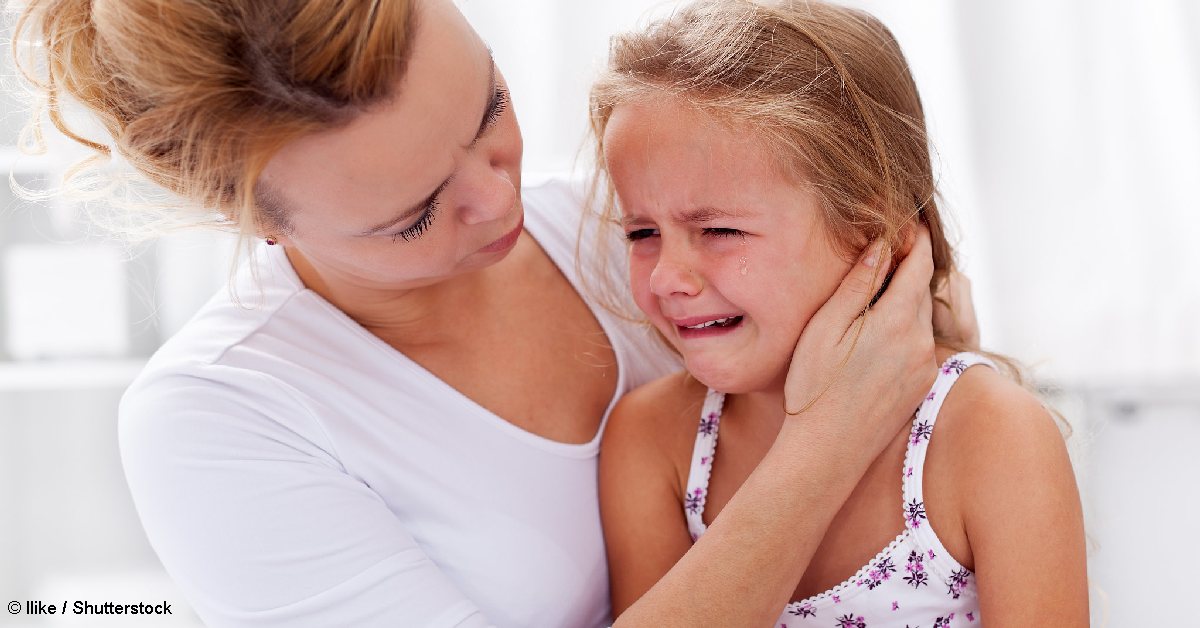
[265,236,278,246]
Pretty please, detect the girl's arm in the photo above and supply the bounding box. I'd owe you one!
[611,230,941,627]
[952,370,1090,625]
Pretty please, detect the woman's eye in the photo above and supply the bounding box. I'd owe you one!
[703,227,745,238]
[484,87,509,130]
[625,228,659,242]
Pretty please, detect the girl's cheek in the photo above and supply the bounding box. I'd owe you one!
[627,256,657,316]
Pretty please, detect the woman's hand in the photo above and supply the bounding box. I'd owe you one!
[782,226,938,464]
[933,269,980,349]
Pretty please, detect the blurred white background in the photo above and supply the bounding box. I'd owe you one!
[1,1,1197,626]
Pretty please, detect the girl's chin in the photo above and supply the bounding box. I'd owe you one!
[683,357,786,395]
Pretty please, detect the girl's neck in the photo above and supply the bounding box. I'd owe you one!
[726,386,789,431]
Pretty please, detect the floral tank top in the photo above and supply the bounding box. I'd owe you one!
[684,353,993,628]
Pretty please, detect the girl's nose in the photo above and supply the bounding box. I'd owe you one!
[649,258,704,297]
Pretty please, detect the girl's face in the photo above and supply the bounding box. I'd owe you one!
[604,97,854,394]
[261,0,524,291]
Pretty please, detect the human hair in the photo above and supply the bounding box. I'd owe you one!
[587,0,1052,399]
[10,0,415,242]
[590,0,947,298]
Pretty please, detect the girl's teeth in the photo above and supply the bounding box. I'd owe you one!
[686,317,735,329]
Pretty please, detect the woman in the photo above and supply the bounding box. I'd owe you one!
[14,0,972,625]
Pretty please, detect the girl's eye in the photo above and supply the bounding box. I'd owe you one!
[625,228,659,242]
[703,227,745,238]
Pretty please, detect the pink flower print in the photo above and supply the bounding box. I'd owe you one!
[700,456,709,465]
[903,550,928,589]
[947,568,972,599]
[787,603,816,618]
[910,420,933,445]
[926,390,937,401]
[967,611,975,622]
[685,487,706,515]
[835,614,866,628]
[832,595,841,604]
[906,466,914,477]
[698,413,719,435]
[858,556,896,589]
[928,549,936,560]
[942,357,967,375]
[905,499,927,528]
[891,601,899,611]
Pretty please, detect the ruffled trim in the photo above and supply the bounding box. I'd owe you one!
[780,529,911,616]
[899,352,994,594]
[685,389,726,538]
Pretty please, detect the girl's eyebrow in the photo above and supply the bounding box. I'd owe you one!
[675,206,754,224]
[621,206,756,228]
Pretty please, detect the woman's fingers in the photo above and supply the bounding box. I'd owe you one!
[932,269,980,349]
[873,225,933,314]
[808,239,893,338]
[782,225,938,459]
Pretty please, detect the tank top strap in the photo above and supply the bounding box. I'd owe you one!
[684,388,726,541]
[901,352,995,531]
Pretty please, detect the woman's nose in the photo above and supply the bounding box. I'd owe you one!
[457,158,517,225]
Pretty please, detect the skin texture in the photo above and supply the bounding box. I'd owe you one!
[256,0,957,622]
[600,95,1089,624]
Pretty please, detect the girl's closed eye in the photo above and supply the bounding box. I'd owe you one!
[703,227,745,238]
[625,228,659,242]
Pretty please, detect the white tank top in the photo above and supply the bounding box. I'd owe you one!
[684,353,993,627]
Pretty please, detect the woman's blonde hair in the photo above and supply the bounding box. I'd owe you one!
[11,0,415,241]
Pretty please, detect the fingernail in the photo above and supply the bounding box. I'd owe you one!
[861,241,883,267]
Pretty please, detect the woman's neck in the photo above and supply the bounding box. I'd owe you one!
[284,241,529,349]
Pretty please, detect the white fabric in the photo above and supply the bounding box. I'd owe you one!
[684,353,995,628]
[118,177,680,628]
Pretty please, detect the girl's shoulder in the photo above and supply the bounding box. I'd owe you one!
[932,351,1067,472]
[603,371,709,481]
[925,350,1076,567]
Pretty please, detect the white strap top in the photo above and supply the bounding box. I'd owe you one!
[684,353,994,627]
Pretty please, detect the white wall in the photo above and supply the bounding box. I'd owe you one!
[2,2,1197,626]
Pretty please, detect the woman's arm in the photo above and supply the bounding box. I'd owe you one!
[120,371,497,628]
[613,230,940,627]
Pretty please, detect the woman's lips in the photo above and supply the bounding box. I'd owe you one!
[479,215,524,253]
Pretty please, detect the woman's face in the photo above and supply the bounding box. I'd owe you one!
[261,0,524,291]
[604,97,854,394]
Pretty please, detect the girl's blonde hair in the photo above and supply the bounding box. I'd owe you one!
[588,0,1042,393]
[11,0,415,241]
[591,0,961,341]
